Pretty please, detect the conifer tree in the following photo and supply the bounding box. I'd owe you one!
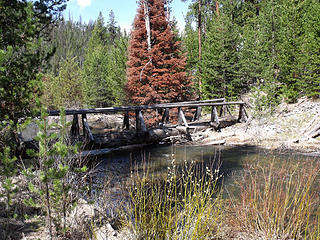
[300,0,320,98]
[82,13,127,107]
[126,0,192,105]
[200,1,241,100]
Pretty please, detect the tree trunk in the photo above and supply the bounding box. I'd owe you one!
[144,0,152,51]
[198,0,202,98]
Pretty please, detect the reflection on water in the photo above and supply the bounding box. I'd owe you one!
[90,144,319,226]
[95,144,319,195]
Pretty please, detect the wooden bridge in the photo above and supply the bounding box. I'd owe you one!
[48,98,248,147]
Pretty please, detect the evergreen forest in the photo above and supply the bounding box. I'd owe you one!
[43,0,320,111]
[1,0,319,119]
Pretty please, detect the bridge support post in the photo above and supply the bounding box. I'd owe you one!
[161,108,170,124]
[123,111,130,130]
[211,106,220,125]
[71,114,80,138]
[135,110,147,132]
[82,114,94,143]
[178,107,189,127]
[238,104,248,122]
[192,106,202,121]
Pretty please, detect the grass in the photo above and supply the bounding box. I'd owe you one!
[117,154,319,240]
[228,159,320,240]
[124,157,224,240]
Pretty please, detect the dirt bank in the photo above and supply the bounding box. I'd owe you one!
[197,97,320,155]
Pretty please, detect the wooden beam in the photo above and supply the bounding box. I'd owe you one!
[178,107,189,127]
[82,114,94,142]
[71,114,80,137]
[226,105,233,117]
[238,104,248,122]
[123,111,130,130]
[211,106,220,125]
[161,108,170,124]
[48,100,244,116]
[135,110,147,132]
[192,106,202,121]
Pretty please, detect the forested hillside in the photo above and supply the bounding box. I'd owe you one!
[184,0,319,105]
[41,10,129,109]
[38,0,319,111]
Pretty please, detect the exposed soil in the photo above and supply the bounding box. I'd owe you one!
[196,97,320,155]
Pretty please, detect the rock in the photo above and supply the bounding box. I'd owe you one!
[67,199,102,234]
[18,121,39,142]
[95,223,117,240]
[88,114,123,129]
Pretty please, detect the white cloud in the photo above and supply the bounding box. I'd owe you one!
[77,0,92,8]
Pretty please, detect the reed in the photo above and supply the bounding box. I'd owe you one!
[124,157,224,240]
[229,159,320,240]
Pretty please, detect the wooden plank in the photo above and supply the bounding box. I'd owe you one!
[211,106,220,125]
[48,101,244,116]
[70,114,80,137]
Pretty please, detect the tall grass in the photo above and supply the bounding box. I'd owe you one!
[229,159,320,240]
[125,157,224,240]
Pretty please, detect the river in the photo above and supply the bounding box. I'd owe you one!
[90,144,319,213]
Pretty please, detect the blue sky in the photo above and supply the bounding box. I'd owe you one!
[63,0,190,32]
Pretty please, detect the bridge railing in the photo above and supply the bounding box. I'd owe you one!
[47,98,247,143]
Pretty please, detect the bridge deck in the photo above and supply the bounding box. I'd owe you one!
[47,99,248,146]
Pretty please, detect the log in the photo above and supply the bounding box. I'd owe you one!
[80,148,113,158]
[308,125,320,138]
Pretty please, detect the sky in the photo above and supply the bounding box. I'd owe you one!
[63,0,190,32]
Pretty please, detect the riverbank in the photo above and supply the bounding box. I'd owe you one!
[196,97,320,155]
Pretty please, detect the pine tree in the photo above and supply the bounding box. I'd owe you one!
[82,13,127,107]
[126,0,192,105]
[0,0,67,123]
[107,10,121,45]
[300,0,320,98]
[182,0,219,97]
[42,57,83,109]
[46,17,94,75]
[200,1,241,100]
